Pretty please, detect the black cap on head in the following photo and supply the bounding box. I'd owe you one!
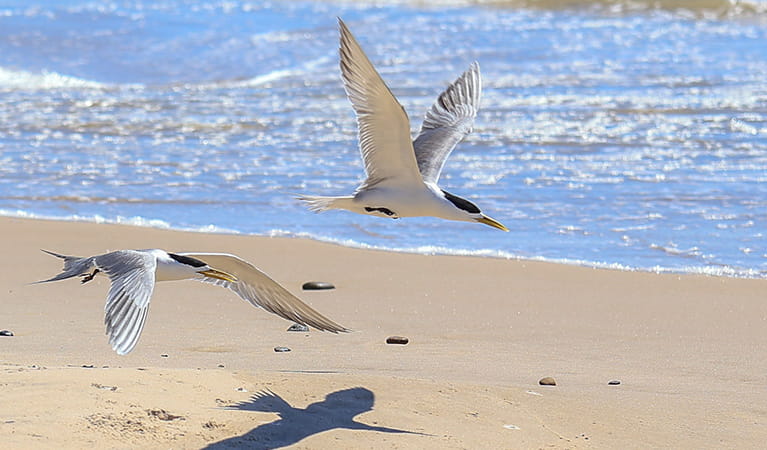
[441,190,480,214]
[168,253,207,268]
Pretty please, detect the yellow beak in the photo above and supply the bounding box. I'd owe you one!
[199,268,238,283]
[476,214,509,232]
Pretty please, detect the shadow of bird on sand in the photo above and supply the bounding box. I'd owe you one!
[204,387,426,449]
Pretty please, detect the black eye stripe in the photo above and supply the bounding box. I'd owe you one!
[441,190,480,214]
[168,253,207,268]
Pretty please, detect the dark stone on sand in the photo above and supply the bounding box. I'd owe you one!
[274,346,291,353]
[608,379,621,385]
[287,323,309,332]
[539,377,557,386]
[302,281,335,291]
[217,364,225,368]
[160,354,169,358]
[386,336,409,345]
[0,330,13,336]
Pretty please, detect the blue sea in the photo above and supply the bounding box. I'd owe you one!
[0,0,765,277]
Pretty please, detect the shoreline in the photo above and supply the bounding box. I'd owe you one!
[2,216,766,448]
[0,211,761,280]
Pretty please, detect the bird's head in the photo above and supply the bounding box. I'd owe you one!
[441,190,509,231]
[167,252,238,282]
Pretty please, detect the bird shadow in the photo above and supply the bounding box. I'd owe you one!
[204,387,425,449]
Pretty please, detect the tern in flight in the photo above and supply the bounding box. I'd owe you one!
[38,249,348,355]
[298,18,508,231]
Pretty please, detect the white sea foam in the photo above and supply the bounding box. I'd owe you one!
[264,229,765,279]
[0,209,240,235]
[0,67,106,90]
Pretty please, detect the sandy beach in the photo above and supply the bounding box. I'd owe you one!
[1,216,765,448]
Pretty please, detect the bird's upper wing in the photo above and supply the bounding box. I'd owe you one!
[413,62,481,184]
[338,18,423,189]
[181,253,349,333]
[94,250,156,355]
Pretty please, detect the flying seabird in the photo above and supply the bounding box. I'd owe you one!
[298,18,508,231]
[37,249,348,355]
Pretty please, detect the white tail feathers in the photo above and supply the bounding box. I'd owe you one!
[296,195,354,213]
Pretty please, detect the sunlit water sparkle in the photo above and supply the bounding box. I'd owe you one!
[0,0,765,277]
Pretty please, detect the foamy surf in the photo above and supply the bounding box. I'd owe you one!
[0,67,106,90]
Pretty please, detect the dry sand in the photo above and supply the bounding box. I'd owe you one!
[1,216,765,448]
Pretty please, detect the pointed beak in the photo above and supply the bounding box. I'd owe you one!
[198,268,238,283]
[476,214,509,232]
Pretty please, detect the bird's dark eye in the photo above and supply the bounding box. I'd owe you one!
[441,190,480,214]
[168,253,207,267]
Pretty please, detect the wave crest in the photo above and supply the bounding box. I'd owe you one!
[0,67,106,90]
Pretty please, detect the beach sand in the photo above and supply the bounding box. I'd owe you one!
[1,216,765,448]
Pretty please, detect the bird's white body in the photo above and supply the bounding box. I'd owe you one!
[311,182,475,222]
[298,19,508,232]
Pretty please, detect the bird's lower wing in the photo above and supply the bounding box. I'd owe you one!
[338,18,423,189]
[95,250,156,355]
[181,253,348,333]
[413,62,481,184]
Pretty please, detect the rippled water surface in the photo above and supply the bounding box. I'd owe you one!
[1,0,766,276]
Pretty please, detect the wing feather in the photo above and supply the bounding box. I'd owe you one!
[181,253,348,333]
[413,62,481,184]
[96,250,156,355]
[338,18,423,189]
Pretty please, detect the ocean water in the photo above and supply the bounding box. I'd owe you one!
[0,0,765,277]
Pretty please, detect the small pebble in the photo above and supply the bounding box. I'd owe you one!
[539,377,557,386]
[302,281,335,291]
[287,323,309,332]
[160,354,169,358]
[608,379,621,385]
[0,330,13,337]
[217,364,225,368]
[274,346,291,353]
[386,336,409,345]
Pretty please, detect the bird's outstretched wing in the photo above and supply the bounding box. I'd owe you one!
[413,62,481,184]
[338,18,423,189]
[181,253,349,333]
[94,250,156,355]
[226,389,294,413]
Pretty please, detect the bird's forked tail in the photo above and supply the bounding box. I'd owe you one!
[296,195,355,213]
[36,250,96,283]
